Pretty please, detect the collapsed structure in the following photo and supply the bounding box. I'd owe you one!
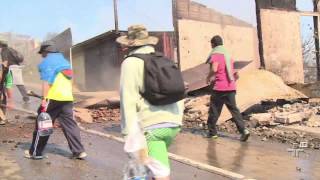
[175,0,320,85]
[70,0,320,118]
[54,0,320,149]
[68,0,320,93]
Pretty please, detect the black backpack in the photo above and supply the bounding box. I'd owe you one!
[8,47,24,64]
[129,52,186,105]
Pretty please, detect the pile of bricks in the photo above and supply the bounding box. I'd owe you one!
[250,102,320,126]
[90,107,120,123]
[183,96,210,129]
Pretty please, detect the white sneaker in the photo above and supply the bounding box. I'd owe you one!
[24,150,44,160]
[73,152,87,160]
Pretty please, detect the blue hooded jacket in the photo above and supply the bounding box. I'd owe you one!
[38,53,71,85]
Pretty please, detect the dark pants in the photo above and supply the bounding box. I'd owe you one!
[16,85,30,102]
[207,91,245,135]
[29,100,85,156]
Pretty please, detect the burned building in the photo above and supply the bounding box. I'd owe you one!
[174,0,260,71]
[173,0,320,85]
[255,0,320,84]
[71,0,320,94]
[71,31,175,91]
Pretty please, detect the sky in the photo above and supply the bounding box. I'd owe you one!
[0,0,313,44]
[296,0,314,11]
[0,0,173,43]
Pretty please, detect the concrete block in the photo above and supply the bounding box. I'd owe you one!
[275,112,303,124]
[250,113,273,126]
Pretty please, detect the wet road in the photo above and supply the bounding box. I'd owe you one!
[171,132,320,180]
[85,122,320,180]
[0,110,227,179]
[5,84,320,180]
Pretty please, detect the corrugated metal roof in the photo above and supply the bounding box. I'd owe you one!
[72,30,174,52]
[72,30,120,50]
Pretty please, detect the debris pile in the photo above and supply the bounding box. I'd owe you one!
[305,115,320,127]
[249,100,320,127]
[217,119,320,149]
[183,98,311,130]
[183,93,320,149]
[184,95,320,128]
[74,108,93,123]
[184,96,210,129]
[90,107,120,123]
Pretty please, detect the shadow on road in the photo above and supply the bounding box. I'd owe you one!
[18,142,71,158]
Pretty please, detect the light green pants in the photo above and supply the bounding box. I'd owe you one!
[145,127,180,169]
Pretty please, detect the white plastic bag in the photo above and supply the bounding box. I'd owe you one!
[124,120,148,163]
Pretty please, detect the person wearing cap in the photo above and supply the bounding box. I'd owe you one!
[25,41,87,160]
[0,39,30,104]
[118,25,184,180]
[206,35,250,141]
[0,40,15,125]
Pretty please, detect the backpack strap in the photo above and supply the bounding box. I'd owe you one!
[127,52,163,61]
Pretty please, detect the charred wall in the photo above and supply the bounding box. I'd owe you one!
[255,0,296,10]
[175,0,260,71]
[72,31,175,92]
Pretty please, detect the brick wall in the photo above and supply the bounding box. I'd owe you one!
[176,0,252,27]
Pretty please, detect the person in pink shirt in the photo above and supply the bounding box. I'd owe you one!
[206,35,250,141]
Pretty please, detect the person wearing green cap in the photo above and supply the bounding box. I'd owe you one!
[206,35,250,142]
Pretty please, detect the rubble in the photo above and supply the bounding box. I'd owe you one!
[304,115,320,127]
[249,113,273,126]
[184,96,210,129]
[74,108,93,124]
[183,92,320,149]
[274,112,304,124]
[72,89,320,150]
[90,107,120,123]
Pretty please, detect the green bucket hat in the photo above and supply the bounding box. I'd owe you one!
[116,25,158,47]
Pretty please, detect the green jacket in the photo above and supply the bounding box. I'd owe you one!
[120,46,184,135]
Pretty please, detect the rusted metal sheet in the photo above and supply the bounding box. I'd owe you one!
[182,61,252,92]
[50,28,72,60]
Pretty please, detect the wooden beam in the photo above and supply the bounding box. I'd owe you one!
[313,0,320,81]
[255,0,266,68]
[172,0,182,69]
